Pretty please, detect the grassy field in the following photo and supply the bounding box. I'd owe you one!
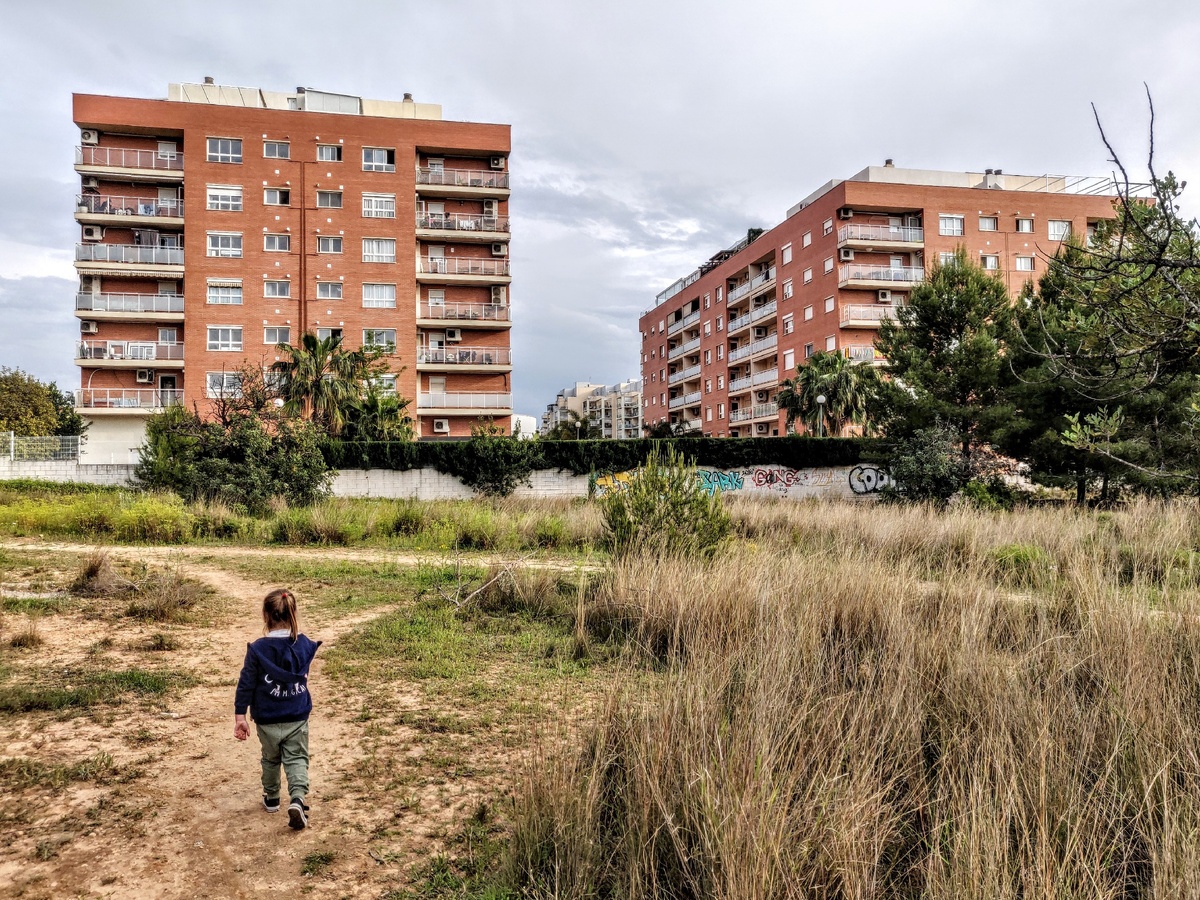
[2,495,1200,896]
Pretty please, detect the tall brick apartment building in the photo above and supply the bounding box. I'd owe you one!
[640,163,1123,437]
[72,80,512,460]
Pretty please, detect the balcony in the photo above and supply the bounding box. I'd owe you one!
[837,224,924,250]
[76,292,184,322]
[728,333,777,363]
[729,403,778,424]
[844,344,885,364]
[75,146,184,183]
[667,310,701,337]
[728,300,778,334]
[728,375,753,394]
[668,364,701,385]
[416,167,511,197]
[76,194,184,228]
[752,367,779,387]
[840,304,901,328]
[839,264,924,289]
[74,388,183,414]
[727,266,776,304]
[416,212,511,242]
[76,243,184,278]
[667,337,701,361]
[417,392,513,413]
[76,340,184,369]
[417,301,511,328]
[668,391,703,411]
[416,346,512,371]
[417,257,511,283]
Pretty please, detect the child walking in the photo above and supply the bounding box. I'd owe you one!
[234,589,321,830]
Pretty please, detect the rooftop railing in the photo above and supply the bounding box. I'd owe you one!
[77,194,183,217]
[76,244,184,265]
[417,168,510,190]
[76,146,184,171]
[76,292,184,314]
[416,212,510,233]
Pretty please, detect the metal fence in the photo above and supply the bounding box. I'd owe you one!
[5,433,80,461]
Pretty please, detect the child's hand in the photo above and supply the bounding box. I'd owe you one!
[234,715,249,741]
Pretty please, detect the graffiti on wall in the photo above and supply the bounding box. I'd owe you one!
[848,465,892,494]
[593,464,876,499]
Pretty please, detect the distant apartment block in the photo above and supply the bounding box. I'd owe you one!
[639,163,1125,437]
[540,380,642,438]
[72,80,512,459]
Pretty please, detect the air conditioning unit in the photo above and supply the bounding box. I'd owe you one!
[753,326,768,339]
[433,418,450,433]
[755,423,770,434]
[837,207,854,220]
[491,242,508,257]
[839,248,855,261]
[82,225,104,241]
[136,369,154,384]
[445,328,462,342]
[877,289,892,303]
[490,285,507,304]
[482,199,499,217]
[81,177,99,190]
[80,320,99,334]
[756,390,770,403]
[80,129,100,146]
[489,156,506,170]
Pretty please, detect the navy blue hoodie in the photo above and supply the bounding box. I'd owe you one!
[234,633,322,725]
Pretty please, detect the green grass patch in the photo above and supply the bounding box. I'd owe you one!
[301,849,336,877]
[0,668,193,714]
[1,594,68,614]
[0,751,120,790]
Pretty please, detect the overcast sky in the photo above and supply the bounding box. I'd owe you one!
[1,1,1197,416]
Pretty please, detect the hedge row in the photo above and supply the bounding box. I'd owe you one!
[322,436,881,477]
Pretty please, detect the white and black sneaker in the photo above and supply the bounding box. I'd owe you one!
[262,795,280,813]
[287,798,309,830]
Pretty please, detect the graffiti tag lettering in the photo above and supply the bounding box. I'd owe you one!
[848,465,892,494]
[698,469,744,495]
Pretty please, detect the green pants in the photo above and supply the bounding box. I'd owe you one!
[255,719,309,802]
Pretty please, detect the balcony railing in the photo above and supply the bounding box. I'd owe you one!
[77,194,183,218]
[668,364,701,385]
[74,389,183,410]
[417,168,510,190]
[417,346,512,366]
[840,304,901,327]
[419,301,510,322]
[667,337,701,361]
[76,244,184,265]
[76,340,184,361]
[418,392,513,409]
[416,212,511,233]
[839,264,924,285]
[844,344,882,363]
[727,266,777,303]
[667,310,701,337]
[728,375,753,393]
[728,333,778,362]
[730,403,778,424]
[77,292,184,314]
[838,224,924,244]
[668,391,703,411]
[418,257,510,277]
[728,300,778,333]
[76,146,184,171]
[752,367,779,387]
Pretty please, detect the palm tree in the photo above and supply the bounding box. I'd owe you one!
[271,333,386,436]
[776,351,879,436]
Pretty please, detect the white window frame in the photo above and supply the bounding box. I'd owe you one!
[362,238,396,263]
[206,281,243,305]
[317,282,343,300]
[1015,256,1035,272]
[783,279,794,299]
[316,327,342,342]
[1016,218,1034,233]
[978,216,999,232]
[206,185,243,211]
[781,243,793,265]
[207,326,243,352]
[363,328,396,350]
[317,144,342,162]
[783,313,795,334]
[264,233,291,252]
[263,188,291,206]
[362,283,397,308]
[362,193,396,218]
[206,232,243,258]
[362,147,396,172]
[803,231,812,248]
[264,326,291,345]
[980,254,1000,271]
[264,280,291,299]
[823,257,834,275]
[206,137,242,164]
[1049,220,1072,241]
[206,372,242,398]
[803,268,813,285]
[316,190,343,209]
[822,218,833,236]
[263,141,290,160]
[317,236,343,254]
[939,251,957,266]
[824,296,835,314]
[825,335,837,352]
[803,305,814,321]
[939,214,965,237]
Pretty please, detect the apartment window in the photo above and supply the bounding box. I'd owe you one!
[362,147,396,172]
[1016,256,1035,272]
[158,327,178,344]
[717,287,723,303]
[206,138,242,163]
[782,243,793,265]
[939,251,956,266]
[264,233,291,252]
[206,372,242,398]
[264,326,291,345]
[372,375,397,395]
[316,327,343,342]
[206,281,242,305]
[824,296,835,313]
[705,350,712,365]
[317,282,343,300]
[979,216,999,231]
[206,232,242,258]
[704,295,711,310]
[803,231,812,248]
[804,343,814,359]
[362,283,397,308]
[264,280,291,298]
[825,335,837,352]
[363,329,396,350]
[317,236,343,254]
[704,320,711,336]
[717,374,724,389]
[823,257,834,275]
[718,403,725,419]
[705,379,712,394]
[706,407,713,422]
[206,185,242,211]
[716,315,724,332]
[317,144,342,162]
[803,305,813,321]
[778,279,791,300]
[783,313,794,335]
[822,218,833,236]
[316,190,343,209]
[263,141,290,159]
[939,214,965,236]
[783,349,795,371]
[157,141,177,159]
[1016,217,1034,233]
[803,268,813,285]
[981,254,999,271]
[717,344,724,360]
[362,193,396,218]
[362,238,396,263]
[207,326,243,351]
[263,188,291,206]
[1049,220,1072,241]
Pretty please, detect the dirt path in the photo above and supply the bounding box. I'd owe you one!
[0,546,521,897]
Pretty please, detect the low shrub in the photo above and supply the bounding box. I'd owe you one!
[988,542,1057,589]
[113,494,194,543]
[125,569,206,622]
[71,551,131,598]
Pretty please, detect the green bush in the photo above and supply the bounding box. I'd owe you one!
[961,479,1019,511]
[113,495,194,543]
[988,543,1057,588]
[882,424,967,506]
[602,445,731,559]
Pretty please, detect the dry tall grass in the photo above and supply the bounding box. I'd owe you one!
[508,500,1200,898]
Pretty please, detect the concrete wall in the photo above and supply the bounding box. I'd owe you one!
[79,417,147,464]
[0,460,137,485]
